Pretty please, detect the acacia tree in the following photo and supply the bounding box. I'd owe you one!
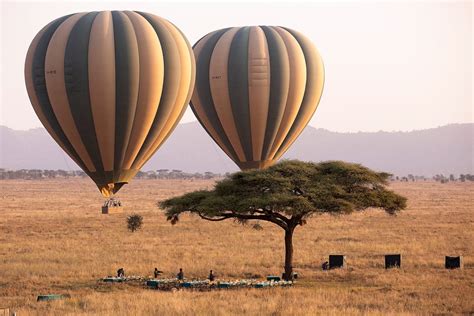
[159,160,407,280]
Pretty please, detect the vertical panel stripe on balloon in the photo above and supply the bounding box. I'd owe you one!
[88,11,116,172]
[111,11,140,173]
[259,26,290,161]
[227,27,253,162]
[247,26,271,162]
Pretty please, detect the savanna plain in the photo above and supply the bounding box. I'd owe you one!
[0,178,473,315]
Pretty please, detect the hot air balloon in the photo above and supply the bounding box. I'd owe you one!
[25,11,195,200]
[190,26,324,170]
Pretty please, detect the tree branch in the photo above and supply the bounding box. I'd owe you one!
[193,210,288,229]
[235,214,288,229]
[251,208,291,226]
[197,212,232,222]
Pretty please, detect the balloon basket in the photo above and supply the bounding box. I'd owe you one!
[102,198,123,214]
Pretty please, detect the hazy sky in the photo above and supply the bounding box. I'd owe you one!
[1,0,472,132]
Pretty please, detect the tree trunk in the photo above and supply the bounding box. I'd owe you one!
[283,227,295,281]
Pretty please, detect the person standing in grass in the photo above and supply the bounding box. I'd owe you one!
[117,268,125,278]
[209,270,215,282]
[322,261,329,270]
[177,268,184,280]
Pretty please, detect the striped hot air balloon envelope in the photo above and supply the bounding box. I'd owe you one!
[191,26,324,170]
[25,11,195,197]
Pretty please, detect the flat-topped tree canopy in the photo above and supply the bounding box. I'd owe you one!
[159,160,407,281]
[161,160,406,222]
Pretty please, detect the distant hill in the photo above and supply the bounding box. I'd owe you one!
[0,122,472,176]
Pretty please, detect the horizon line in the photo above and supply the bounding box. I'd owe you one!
[1,121,472,134]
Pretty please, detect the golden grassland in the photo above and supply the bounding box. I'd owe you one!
[0,179,473,315]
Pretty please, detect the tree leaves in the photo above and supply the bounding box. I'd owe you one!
[158,160,407,226]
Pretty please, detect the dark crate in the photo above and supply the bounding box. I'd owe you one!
[385,254,401,268]
[37,294,70,302]
[329,255,345,269]
[146,280,159,287]
[103,277,124,283]
[445,256,462,269]
[267,276,281,281]
[217,282,230,289]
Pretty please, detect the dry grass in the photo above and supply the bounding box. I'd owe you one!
[0,179,473,315]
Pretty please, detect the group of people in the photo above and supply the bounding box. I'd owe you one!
[104,198,121,208]
[117,267,216,281]
[174,268,216,282]
[117,264,330,280]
